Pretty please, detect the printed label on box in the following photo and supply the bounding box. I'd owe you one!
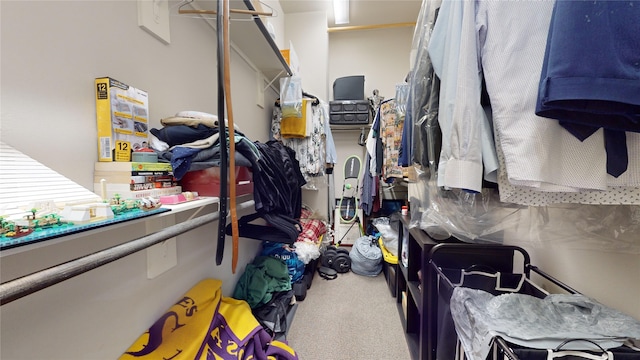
[95,77,149,162]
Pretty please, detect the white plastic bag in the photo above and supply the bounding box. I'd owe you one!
[279,76,303,118]
[372,217,399,257]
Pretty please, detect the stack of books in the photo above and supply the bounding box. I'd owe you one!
[94,162,181,200]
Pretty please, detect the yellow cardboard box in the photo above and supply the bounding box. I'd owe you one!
[280,49,290,65]
[95,77,149,162]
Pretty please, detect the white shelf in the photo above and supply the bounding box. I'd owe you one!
[189,0,292,86]
[330,123,372,131]
[161,196,219,213]
[234,0,292,83]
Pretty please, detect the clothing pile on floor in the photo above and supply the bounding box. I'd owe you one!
[119,278,298,360]
[233,256,295,339]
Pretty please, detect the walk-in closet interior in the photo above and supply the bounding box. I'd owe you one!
[1,0,639,359]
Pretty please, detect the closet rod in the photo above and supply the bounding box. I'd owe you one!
[179,8,273,17]
[327,22,416,33]
[0,200,255,306]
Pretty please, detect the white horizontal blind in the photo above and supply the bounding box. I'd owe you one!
[0,142,101,209]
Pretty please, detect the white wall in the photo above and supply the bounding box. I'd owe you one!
[283,11,332,219]
[329,27,414,102]
[328,26,414,200]
[284,11,329,100]
[0,0,276,191]
[0,0,279,357]
[503,211,640,320]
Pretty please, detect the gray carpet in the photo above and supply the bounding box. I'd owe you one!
[286,270,411,360]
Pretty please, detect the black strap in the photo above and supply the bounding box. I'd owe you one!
[215,0,227,266]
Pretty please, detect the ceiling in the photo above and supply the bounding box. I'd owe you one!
[277,0,423,28]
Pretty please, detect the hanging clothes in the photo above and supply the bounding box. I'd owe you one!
[427,0,498,193]
[272,99,335,183]
[402,0,443,169]
[427,0,640,205]
[280,98,312,138]
[535,0,640,178]
[361,106,384,215]
[323,103,338,166]
[379,99,405,181]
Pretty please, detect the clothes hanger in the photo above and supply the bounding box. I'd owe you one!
[302,91,321,106]
[275,90,320,107]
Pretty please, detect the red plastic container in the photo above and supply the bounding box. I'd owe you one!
[179,166,253,197]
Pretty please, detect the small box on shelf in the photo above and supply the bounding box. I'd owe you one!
[95,77,149,162]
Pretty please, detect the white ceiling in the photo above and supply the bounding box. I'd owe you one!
[278,0,423,28]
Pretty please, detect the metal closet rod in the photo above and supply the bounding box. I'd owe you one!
[178,8,273,16]
[0,200,255,306]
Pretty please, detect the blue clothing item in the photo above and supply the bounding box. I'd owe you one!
[260,242,305,283]
[536,0,640,176]
[170,146,201,180]
[156,136,255,174]
[399,96,412,167]
[150,124,218,147]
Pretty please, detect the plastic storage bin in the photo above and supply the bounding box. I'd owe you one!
[329,100,370,125]
[428,244,640,360]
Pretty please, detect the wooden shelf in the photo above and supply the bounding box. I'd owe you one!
[407,280,422,315]
[399,262,409,281]
[394,213,441,360]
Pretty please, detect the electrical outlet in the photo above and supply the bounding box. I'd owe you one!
[137,0,171,44]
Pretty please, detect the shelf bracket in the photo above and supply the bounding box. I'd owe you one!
[263,69,285,92]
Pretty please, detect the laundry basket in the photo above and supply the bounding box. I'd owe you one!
[428,244,640,360]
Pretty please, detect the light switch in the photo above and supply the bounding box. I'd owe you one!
[137,0,171,44]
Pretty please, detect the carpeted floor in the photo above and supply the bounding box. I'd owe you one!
[286,270,410,360]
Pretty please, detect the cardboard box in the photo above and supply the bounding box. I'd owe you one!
[180,166,253,197]
[280,49,290,65]
[279,41,299,75]
[95,77,149,162]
